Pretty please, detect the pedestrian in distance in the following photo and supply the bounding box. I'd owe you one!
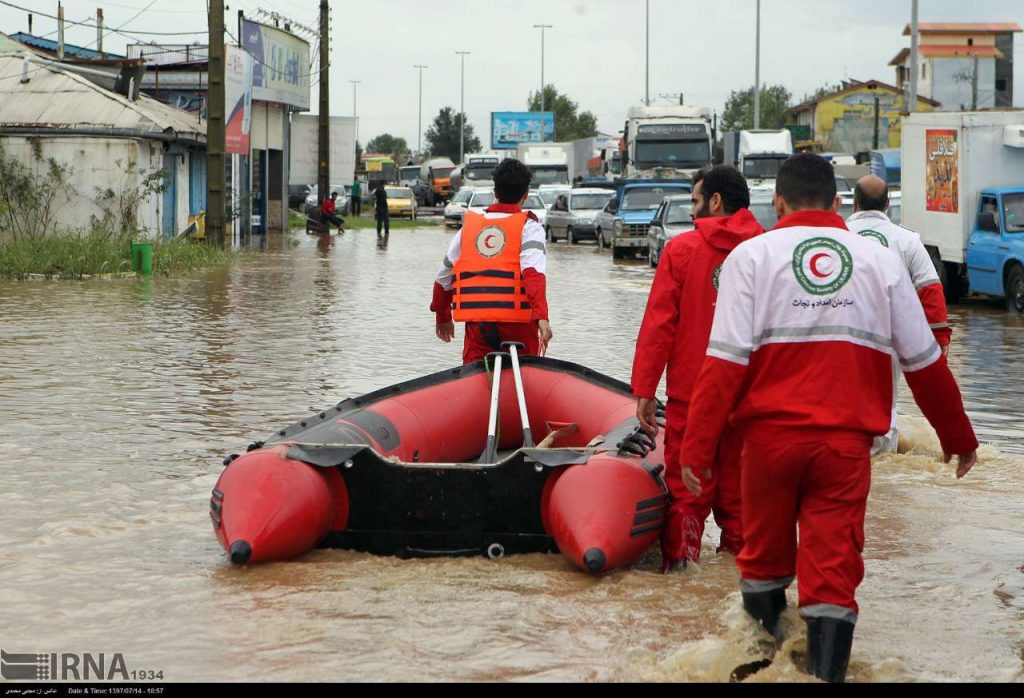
[431,158,553,364]
[846,174,953,454]
[319,191,345,233]
[374,180,390,239]
[631,165,764,571]
[679,153,978,683]
[350,179,362,217]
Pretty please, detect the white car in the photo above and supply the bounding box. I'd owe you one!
[466,190,497,216]
[304,184,351,216]
[523,193,547,227]
[536,185,570,210]
[443,188,476,228]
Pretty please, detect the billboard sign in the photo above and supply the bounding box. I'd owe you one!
[925,129,958,213]
[491,112,555,150]
[225,44,254,154]
[241,18,311,110]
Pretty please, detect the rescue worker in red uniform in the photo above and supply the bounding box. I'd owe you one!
[679,154,978,682]
[630,165,764,571]
[431,159,553,364]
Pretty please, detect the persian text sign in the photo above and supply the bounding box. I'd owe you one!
[241,18,311,110]
[926,129,958,213]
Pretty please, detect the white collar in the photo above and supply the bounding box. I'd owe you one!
[847,210,890,223]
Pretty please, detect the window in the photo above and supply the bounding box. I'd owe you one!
[967,38,974,46]
[921,62,927,80]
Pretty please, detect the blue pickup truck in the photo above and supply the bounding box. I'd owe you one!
[593,181,692,260]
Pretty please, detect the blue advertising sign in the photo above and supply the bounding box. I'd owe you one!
[241,18,311,110]
[491,112,555,150]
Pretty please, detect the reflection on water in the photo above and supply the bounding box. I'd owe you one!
[0,226,1021,682]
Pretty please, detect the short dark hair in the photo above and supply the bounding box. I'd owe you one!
[692,166,711,188]
[697,165,750,214]
[493,159,533,203]
[776,153,837,210]
[853,182,889,212]
[331,191,338,197]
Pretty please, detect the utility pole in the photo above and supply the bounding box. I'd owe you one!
[414,64,428,155]
[533,25,552,112]
[645,0,650,107]
[456,51,470,163]
[753,0,761,128]
[908,0,919,112]
[349,79,361,145]
[96,8,104,59]
[206,0,226,247]
[317,1,330,203]
[873,94,880,149]
[57,2,64,61]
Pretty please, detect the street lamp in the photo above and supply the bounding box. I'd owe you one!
[349,79,361,144]
[754,0,761,129]
[456,51,470,163]
[645,0,649,107]
[414,64,428,155]
[533,24,552,112]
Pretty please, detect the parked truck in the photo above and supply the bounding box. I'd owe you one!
[420,157,457,206]
[622,105,713,180]
[289,114,357,188]
[459,152,504,190]
[902,111,1024,312]
[516,142,572,186]
[723,129,793,184]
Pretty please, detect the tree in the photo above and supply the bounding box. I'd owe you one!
[803,82,844,104]
[366,133,408,158]
[720,84,792,132]
[526,85,599,141]
[424,108,481,162]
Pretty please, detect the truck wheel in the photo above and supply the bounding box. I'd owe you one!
[928,247,963,304]
[611,246,622,261]
[1006,264,1024,314]
[567,227,577,245]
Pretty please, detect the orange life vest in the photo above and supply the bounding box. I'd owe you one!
[452,211,532,323]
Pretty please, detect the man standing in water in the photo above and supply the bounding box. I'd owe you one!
[631,165,764,571]
[431,158,553,364]
[679,153,978,683]
[374,181,390,240]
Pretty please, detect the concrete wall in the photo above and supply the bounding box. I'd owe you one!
[813,88,937,152]
[932,57,997,110]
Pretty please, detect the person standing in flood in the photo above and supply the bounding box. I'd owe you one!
[630,165,764,571]
[374,180,390,239]
[679,153,978,683]
[431,158,553,364]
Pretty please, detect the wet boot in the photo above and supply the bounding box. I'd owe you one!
[804,617,854,683]
[742,588,787,641]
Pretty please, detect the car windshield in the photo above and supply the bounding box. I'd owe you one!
[571,193,611,210]
[749,201,777,230]
[635,140,709,168]
[399,167,419,180]
[431,167,455,178]
[523,194,544,209]
[470,192,495,207]
[835,177,852,193]
[742,157,786,179]
[665,201,693,225]
[452,189,473,204]
[464,166,495,181]
[532,170,569,185]
[622,188,679,210]
[1004,193,1024,232]
[385,188,413,199]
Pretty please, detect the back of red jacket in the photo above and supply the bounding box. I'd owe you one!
[631,208,764,402]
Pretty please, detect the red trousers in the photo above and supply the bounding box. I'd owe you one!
[737,431,871,620]
[462,321,540,365]
[661,398,743,566]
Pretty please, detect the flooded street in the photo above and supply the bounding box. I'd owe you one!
[1,223,1022,682]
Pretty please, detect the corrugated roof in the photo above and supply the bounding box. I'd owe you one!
[919,44,1004,58]
[903,22,1023,35]
[0,51,205,143]
[10,32,126,60]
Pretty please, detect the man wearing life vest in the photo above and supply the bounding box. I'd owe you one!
[679,154,978,683]
[630,165,764,571]
[431,159,553,364]
[846,174,952,454]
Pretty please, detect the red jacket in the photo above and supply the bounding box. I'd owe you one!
[321,198,337,216]
[631,209,764,402]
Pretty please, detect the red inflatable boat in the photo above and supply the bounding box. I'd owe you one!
[210,345,668,574]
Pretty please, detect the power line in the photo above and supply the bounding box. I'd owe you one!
[0,0,207,35]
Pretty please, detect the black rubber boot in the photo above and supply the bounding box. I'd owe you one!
[742,588,787,640]
[805,617,855,683]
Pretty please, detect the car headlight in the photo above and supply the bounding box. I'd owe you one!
[579,218,592,225]
[613,219,623,233]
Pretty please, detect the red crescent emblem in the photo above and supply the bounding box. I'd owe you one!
[484,234,496,249]
[809,253,831,278]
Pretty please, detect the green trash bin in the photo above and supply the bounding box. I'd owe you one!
[131,241,153,277]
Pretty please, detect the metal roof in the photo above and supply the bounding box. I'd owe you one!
[903,22,1023,35]
[0,52,205,143]
[9,32,126,60]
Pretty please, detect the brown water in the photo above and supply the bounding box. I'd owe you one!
[0,224,1021,682]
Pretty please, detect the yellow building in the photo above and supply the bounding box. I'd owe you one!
[786,79,939,153]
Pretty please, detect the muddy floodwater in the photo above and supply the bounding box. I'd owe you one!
[1,224,1021,682]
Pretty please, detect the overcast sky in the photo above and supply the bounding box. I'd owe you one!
[1,0,1022,148]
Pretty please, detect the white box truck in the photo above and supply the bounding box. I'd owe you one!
[516,142,572,186]
[723,129,794,184]
[901,111,1024,312]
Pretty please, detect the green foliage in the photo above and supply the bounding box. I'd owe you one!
[365,134,409,159]
[424,108,481,162]
[0,142,74,241]
[526,86,599,141]
[721,84,793,132]
[90,160,166,236]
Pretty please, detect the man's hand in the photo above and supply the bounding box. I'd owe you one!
[943,450,977,479]
[436,321,455,343]
[537,320,553,355]
[636,398,658,437]
[682,465,712,496]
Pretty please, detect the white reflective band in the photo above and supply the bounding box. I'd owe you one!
[799,604,858,624]
[900,343,941,370]
[739,576,794,594]
[914,277,941,290]
[754,325,893,349]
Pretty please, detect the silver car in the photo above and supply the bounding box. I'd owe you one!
[544,188,615,244]
[647,196,695,267]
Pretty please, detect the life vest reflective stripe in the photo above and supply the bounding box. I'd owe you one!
[453,212,532,323]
